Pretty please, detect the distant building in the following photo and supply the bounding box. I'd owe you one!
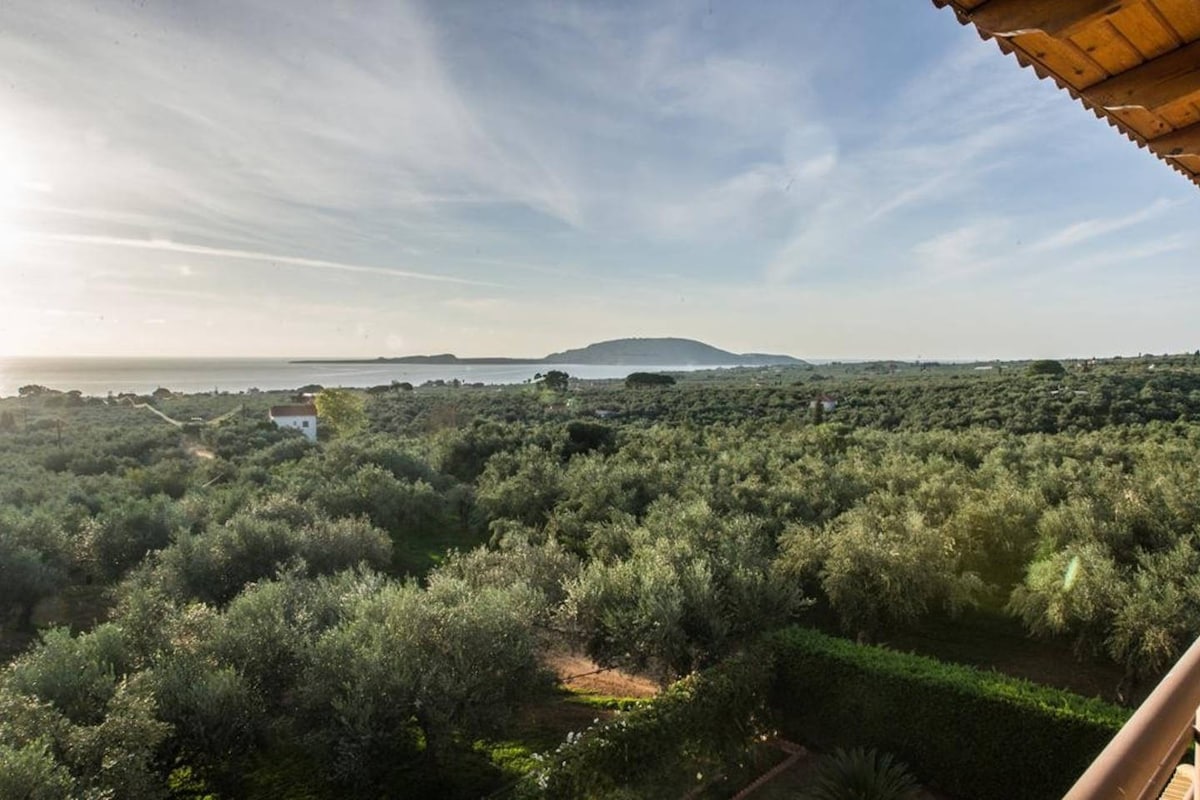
[812,394,838,413]
[269,404,317,441]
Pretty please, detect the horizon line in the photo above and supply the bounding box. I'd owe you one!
[0,351,1188,363]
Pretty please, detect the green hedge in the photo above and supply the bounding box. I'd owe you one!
[527,629,1130,799]
[527,645,776,799]
[768,627,1129,800]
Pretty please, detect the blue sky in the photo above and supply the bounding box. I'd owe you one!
[1,0,1196,359]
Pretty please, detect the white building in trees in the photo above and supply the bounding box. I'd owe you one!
[269,404,318,441]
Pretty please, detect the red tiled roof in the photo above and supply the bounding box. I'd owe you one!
[269,404,317,417]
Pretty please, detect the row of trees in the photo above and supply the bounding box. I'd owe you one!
[363,362,1200,436]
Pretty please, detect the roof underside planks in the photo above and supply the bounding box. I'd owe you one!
[932,0,1200,189]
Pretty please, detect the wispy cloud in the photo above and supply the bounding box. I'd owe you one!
[31,233,500,287]
[1027,198,1179,252]
[912,219,1012,282]
[1018,232,1195,287]
[763,36,1056,285]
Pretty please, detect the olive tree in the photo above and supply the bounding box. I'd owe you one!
[314,388,367,438]
[0,524,69,630]
[778,495,983,642]
[297,576,546,790]
[562,500,802,678]
[1,628,170,799]
[1007,541,1122,657]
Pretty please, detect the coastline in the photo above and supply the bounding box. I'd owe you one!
[291,357,542,365]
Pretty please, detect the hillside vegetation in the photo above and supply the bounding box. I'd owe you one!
[541,336,803,365]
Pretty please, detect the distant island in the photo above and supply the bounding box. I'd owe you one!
[293,337,805,367]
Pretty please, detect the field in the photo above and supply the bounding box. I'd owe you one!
[2,353,1199,797]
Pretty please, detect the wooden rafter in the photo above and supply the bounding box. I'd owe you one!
[969,0,1140,39]
[1149,120,1200,157]
[1085,40,1200,111]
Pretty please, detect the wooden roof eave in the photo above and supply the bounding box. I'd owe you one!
[932,0,1200,190]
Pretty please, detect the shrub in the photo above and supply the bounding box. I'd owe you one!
[81,495,185,581]
[5,625,130,725]
[1028,360,1066,377]
[0,740,75,799]
[0,522,69,628]
[801,747,921,800]
[563,421,616,458]
[149,511,391,605]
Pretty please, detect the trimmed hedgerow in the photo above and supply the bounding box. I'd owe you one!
[768,626,1128,800]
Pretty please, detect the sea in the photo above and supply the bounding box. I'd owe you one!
[0,358,728,398]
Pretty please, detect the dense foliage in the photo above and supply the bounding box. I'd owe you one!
[1,354,1199,796]
[624,372,676,388]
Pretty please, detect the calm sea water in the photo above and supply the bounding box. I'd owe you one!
[0,358,721,397]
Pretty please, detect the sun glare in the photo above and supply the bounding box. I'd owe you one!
[0,138,35,257]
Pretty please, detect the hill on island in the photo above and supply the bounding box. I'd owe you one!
[541,337,804,366]
[295,337,805,366]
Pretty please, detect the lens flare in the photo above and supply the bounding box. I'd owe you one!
[1062,555,1081,592]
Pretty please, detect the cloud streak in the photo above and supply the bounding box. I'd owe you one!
[31,233,501,287]
[1027,198,1180,252]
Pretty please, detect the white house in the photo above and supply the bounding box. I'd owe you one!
[269,404,318,441]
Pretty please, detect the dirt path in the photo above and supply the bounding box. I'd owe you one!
[131,403,240,461]
[543,651,659,698]
[209,406,243,425]
[132,402,243,429]
[131,402,183,427]
[184,442,215,460]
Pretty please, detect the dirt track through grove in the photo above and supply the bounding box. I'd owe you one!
[544,652,659,698]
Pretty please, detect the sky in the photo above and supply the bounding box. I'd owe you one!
[0,0,1197,361]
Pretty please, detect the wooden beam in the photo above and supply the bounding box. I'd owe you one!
[967,0,1139,39]
[1085,40,1200,111]
[1150,121,1200,158]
